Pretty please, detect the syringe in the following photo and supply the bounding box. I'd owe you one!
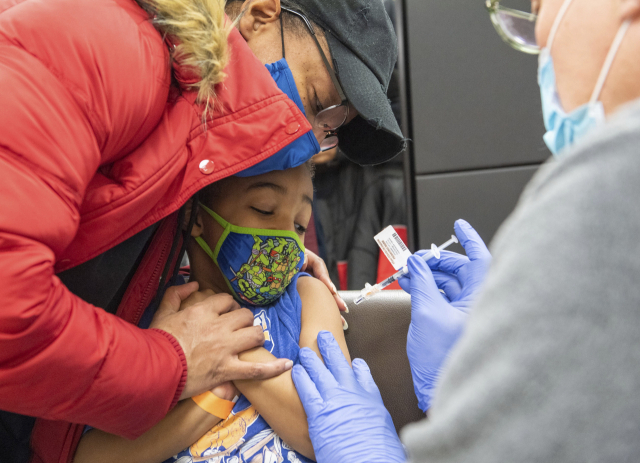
[353,235,459,305]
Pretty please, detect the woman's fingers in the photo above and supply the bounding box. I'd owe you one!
[299,347,339,399]
[292,364,324,417]
[398,274,411,293]
[428,251,469,274]
[432,270,462,300]
[151,282,199,325]
[334,292,348,313]
[179,288,215,311]
[317,331,357,390]
[210,381,240,402]
[352,359,383,402]
[229,323,269,352]
[226,358,293,382]
[454,219,491,262]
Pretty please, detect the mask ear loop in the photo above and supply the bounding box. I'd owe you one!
[546,0,575,51]
[171,192,200,283]
[589,20,631,106]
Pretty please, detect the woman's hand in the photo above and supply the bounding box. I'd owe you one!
[150,283,292,401]
[211,381,239,402]
[398,220,491,412]
[302,250,348,313]
[178,287,216,311]
[292,332,406,463]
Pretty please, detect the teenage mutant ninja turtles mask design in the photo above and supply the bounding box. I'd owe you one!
[195,203,306,306]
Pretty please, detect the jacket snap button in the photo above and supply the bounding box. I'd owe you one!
[199,159,215,174]
[285,122,300,135]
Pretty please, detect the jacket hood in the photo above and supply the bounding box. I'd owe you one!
[136,0,231,112]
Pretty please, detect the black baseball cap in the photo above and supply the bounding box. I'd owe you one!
[282,0,406,165]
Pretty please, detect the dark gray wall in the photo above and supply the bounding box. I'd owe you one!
[400,0,549,249]
[415,166,538,254]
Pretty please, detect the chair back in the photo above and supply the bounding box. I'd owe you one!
[340,290,425,432]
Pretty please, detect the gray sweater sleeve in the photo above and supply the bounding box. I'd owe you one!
[401,100,640,463]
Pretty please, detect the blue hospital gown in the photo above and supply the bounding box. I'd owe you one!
[160,273,314,463]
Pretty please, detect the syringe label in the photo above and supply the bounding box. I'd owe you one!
[374,225,412,271]
[393,233,408,252]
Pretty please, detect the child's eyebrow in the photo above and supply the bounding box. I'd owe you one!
[246,182,287,195]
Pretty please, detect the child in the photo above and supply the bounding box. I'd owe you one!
[74,163,350,463]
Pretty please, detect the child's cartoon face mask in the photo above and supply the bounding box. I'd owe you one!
[195,203,306,306]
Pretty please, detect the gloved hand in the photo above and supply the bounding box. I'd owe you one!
[398,219,491,412]
[292,331,406,463]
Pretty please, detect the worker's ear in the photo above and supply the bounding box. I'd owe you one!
[182,199,204,238]
[620,0,640,21]
[237,0,281,41]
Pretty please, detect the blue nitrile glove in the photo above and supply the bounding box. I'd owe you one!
[292,331,406,463]
[398,219,491,412]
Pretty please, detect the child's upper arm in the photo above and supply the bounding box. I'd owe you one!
[297,276,351,364]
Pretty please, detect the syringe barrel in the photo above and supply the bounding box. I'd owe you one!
[378,273,399,289]
[379,265,410,289]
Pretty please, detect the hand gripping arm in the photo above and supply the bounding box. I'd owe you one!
[292,331,406,463]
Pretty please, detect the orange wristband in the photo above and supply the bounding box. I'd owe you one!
[192,391,236,419]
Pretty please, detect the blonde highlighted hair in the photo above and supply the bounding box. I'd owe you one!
[138,0,232,116]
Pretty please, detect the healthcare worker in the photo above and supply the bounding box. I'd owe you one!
[0,0,402,461]
[292,0,640,461]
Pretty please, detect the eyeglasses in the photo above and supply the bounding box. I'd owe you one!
[485,1,540,54]
[281,7,350,151]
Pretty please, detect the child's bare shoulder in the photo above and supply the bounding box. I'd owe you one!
[297,275,334,299]
[296,276,339,314]
[296,275,349,360]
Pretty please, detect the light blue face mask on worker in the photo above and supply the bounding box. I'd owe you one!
[237,59,320,177]
[538,0,631,157]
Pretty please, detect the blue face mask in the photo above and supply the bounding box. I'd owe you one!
[195,203,305,306]
[236,59,320,177]
[538,0,631,157]
[538,49,605,157]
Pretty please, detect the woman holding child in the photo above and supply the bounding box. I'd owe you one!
[0,0,402,461]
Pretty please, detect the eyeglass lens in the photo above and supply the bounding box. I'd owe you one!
[315,104,349,131]
[280,6,350,150]
[496,9,538,49]
[319,133,338,151]
[314,104,348,151]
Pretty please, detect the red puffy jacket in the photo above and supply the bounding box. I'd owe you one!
[0,0,310,459]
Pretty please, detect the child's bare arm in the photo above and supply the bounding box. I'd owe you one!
[74,278,348,463]
[234,276,350,461]
[297,277,350,360]
[74,388,232,463]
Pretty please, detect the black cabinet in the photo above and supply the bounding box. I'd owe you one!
[399,0,549,247]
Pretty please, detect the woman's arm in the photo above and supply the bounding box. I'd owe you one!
[74,383,236,463]
[234,276,351,460]
[74,277,348,463]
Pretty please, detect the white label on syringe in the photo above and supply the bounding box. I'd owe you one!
[374,225,411,271]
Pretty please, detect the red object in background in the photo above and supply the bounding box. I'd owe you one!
[0,0,313,458]
[337,260,349,291]
[376,225,408,290]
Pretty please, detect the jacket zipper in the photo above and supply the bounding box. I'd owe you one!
[130,233,171,326]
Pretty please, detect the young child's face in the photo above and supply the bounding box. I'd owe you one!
[188,164,313,294]
[202,164,313,240]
